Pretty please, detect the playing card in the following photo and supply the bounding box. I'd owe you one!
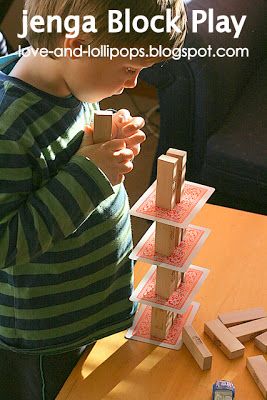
[130,180,215,228]
[130,222,210,272]
[130,264,209,314]
[125,302,200,350]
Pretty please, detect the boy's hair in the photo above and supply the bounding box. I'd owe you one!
[25,0,187,53]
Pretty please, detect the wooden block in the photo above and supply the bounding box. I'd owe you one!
[156,155,178,209]
[151,308,175,340]
[175,227,183,247]
[182,325,212,370]
[218,307,267,327]
[166,148,187,170]
[155,222,176,256]
[255,332,267,353]
[181,228,186,242]
[181,272,186,283]
[228,317,267,343]
[204,318,245,359]
[93,110,113,143]
[155,267,181,299]
[166,148,187,203]
[247,355,267,399]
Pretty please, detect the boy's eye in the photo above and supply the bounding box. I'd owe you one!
[126,67,137,74]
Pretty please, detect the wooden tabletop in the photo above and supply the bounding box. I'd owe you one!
[57,204,267,400]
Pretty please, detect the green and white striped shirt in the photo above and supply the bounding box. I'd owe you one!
[0,53,136,354]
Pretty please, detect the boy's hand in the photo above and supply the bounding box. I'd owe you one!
[112,109,146,158]
[76,126,145,186]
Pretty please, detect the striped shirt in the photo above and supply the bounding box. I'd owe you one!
[0,53,136,354]
[0,32,7,57]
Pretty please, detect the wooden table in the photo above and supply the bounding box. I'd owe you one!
[57,204,267,400]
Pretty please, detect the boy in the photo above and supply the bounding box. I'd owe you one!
[0,0,186,399]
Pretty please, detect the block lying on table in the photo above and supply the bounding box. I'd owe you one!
[218,307,267,327]
[228,317,267,343]
[254,331,267,353]
[204,319,245,359]
[247,355,267,399]
[182,325,212,370]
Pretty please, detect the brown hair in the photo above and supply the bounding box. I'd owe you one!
[25,0,187,52]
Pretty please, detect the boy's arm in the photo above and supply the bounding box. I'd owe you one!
[0,136,114,269]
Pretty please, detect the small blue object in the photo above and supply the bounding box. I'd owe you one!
[212,380,235,400]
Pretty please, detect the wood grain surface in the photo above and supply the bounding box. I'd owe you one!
[57,204,267,400]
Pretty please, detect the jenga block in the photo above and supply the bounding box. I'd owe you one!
[151,308,175,340]
[204,319,245,359]
[181,228,186,242]
[155,267,181,299]
[93,110,113,143]
[166,148,187,170]
[156,155,178,209]
[175,227,183,247]
[255,331,267,353]
[247,355,267,399]
[155,222,176,256]
[182,325,212,370]
[228,317,267,343]
[218,307,267,327]
[181,272,186,283]
[166,148,187,203]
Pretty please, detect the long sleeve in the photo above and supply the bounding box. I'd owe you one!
[0,137,114,268]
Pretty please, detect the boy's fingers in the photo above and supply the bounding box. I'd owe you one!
[83,125,94,145]
[104,138,127,151]
[116,109,131,124]
[119,160,134,174]
[124,131,146,148]
[123,117,145,134]
[113,148,134,162]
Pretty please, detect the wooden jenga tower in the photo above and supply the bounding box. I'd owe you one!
[91,112,213,347]
[126,147,214,349]
[151,149,187,339]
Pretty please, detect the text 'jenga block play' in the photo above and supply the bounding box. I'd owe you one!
[204,318,245,359]
[182,325,212,370]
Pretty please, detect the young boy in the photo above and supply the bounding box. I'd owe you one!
[0,1,186,398]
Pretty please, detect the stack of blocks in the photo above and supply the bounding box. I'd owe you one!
[92,111,214,351]
[151,149,187,339]
[125,147,214,350]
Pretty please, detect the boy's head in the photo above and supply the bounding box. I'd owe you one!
[23,0,187,103]
[25,0,187,53]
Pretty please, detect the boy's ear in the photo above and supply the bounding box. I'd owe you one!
[63,37,86,59]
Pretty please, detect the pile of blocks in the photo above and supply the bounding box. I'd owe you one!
[204,307,267,398]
